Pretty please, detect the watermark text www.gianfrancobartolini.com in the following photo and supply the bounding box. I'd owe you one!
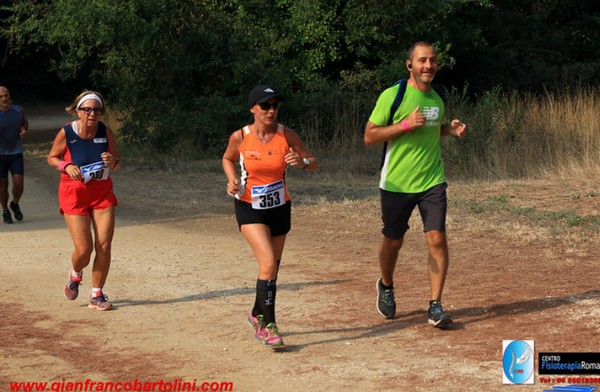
[8,378,234,392]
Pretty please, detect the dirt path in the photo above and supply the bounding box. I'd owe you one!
[2,110,600,391]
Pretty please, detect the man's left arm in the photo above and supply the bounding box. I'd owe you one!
[20,110,28,138]
[441,119,467,138]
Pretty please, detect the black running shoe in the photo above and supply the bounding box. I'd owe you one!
[10,202,23,221]
[428,300,453,328]
[376,278,396,319]
[3,210,12,224]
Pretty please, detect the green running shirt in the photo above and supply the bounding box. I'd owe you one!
[369,84,446,193]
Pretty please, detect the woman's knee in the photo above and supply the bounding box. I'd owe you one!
[94,240,112,257]
[73,243,94,260]
[258,260,279,279]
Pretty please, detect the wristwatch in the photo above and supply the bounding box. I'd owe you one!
[302,157,311,169]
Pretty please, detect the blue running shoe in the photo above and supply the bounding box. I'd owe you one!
[376,278,396,319]
[428,300,453,328]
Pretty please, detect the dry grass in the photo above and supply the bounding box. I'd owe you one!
[290,86,600,181]
[448,176,600,246]
[521,88,600,175]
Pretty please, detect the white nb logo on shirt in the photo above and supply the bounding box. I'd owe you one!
[422,106,440,120]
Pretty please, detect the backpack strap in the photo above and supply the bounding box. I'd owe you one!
[431,83,446,103]
[388,79,407,126]
[379,79,407,171]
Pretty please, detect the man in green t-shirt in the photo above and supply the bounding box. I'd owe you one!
[364,41,467,327]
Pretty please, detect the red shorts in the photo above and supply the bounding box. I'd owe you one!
[58,177,118,215]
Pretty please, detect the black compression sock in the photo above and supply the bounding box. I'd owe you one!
[256,279,277,325]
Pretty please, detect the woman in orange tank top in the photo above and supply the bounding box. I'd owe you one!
[222,85,318,348]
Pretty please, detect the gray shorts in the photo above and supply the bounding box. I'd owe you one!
[380,182,447,239]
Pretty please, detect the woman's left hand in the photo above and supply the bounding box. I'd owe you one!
[284,147,304,167]
[101,152,120,169]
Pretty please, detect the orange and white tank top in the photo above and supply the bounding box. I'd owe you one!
[236,123,291,209]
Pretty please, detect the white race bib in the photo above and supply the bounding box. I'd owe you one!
[251,180,285,209]
[80,161,109,184]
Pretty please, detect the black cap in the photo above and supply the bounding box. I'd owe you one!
[247,85,284,107]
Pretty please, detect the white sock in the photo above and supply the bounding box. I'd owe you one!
[91,287,103,297]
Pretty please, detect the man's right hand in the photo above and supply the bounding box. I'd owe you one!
[405,106,426,129]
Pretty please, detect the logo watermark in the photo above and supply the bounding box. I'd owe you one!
[502,339,534,384]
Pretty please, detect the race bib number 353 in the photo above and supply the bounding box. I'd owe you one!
[251,180,285,209]
[80,161,109,184]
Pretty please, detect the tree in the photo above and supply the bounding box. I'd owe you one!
[2,0,598,152]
